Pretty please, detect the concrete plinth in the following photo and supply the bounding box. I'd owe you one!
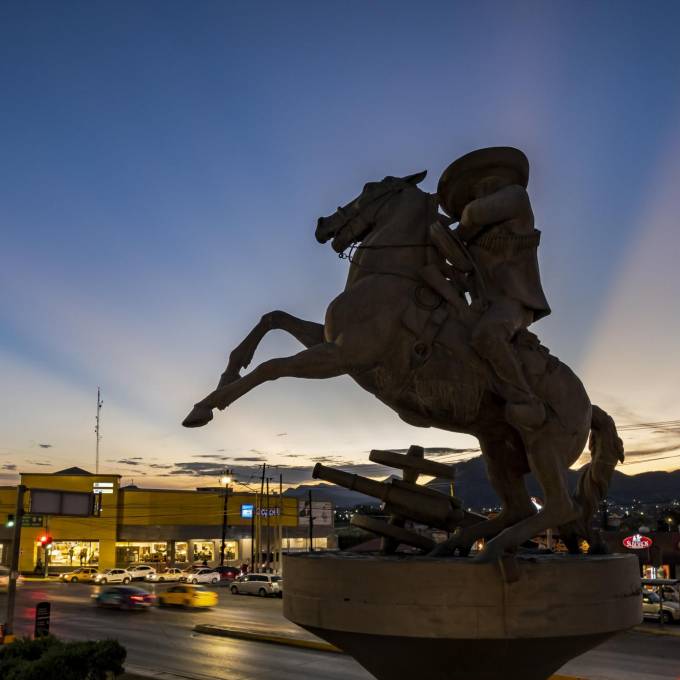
[283,552,641,680]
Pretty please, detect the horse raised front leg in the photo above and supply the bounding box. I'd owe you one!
[219,311,324,387]
[183,342,349,428]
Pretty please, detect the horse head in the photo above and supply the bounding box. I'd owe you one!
[315,171,428,253]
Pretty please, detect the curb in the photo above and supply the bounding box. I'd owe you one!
[633,624,680,637]
[121,665,216,680]
[193,624,343,653]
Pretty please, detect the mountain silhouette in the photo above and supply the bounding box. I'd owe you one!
[284,457,680,509]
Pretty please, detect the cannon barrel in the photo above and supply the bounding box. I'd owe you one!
[312,463,463,530]
[369,448,456,481]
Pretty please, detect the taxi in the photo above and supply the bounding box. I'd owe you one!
[59,567,99,583]
[157,584,218,609]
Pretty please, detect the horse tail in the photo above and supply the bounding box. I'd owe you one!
[564,405,624,550]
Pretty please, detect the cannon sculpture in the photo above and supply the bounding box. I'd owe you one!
[313,445,485,554]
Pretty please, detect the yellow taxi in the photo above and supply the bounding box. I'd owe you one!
[157,584,218,609]
[59,567,99,583]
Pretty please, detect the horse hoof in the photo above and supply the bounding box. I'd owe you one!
[182,405,214,428]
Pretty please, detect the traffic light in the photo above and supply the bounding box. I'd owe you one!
[38,534,53,547]
[5,514,14,528]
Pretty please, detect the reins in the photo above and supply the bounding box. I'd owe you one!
[336,182,437,281]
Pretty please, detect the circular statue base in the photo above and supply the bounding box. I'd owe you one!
[283,552,641,680]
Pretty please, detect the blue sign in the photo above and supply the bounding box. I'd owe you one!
[240,504,254,519]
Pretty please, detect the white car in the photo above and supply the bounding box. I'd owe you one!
[181,568,219,584]
[146,568,184,583]
[127,564,157,580]
[230,573,282,597]
[94,568,132,584]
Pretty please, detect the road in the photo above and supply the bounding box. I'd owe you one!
[2,581,680,680]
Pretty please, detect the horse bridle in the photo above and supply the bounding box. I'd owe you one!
[333,182,404,247]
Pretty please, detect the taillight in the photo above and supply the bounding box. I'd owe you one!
[130,595,144,602]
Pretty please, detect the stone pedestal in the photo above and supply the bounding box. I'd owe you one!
[283,552,641,680]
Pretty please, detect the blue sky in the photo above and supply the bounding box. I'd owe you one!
[2,1,680,488]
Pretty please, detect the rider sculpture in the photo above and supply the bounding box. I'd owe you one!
[182,146,623,562]
[431,147,550,430]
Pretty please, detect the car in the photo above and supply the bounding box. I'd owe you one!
[146,567,184,583]
[230,573,282,598]
[181,567,219,584]
[59,567,98,583]
[642,590,680,623]
[94,568,133,584]
[127,564,157,580]
[94,585,155,610]
[212,566,241,582]
[157,584,218,608]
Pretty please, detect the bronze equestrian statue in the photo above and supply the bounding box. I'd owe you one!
[182,147,623,562]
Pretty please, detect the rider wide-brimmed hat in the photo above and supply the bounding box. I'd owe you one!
[437,146,529,220]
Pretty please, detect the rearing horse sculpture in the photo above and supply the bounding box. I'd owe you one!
[183,150,623,562]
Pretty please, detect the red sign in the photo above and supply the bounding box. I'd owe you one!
[622,534,652,549]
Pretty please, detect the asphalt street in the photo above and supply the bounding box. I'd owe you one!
[2,581,680,680]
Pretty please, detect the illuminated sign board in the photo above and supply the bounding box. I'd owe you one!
[93,482,114,495]
[240,504,281,519]
[622,534,653,549]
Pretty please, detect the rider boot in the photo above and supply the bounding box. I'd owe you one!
[471,319,546,430]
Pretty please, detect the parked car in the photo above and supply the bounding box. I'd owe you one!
[212,566,241,582]
[181,568,219,584]
[230,573,282,598]
[94,568,133,585]
[157,584,218,608]
[94,585,155,610]
[59,567,98,583]
[127,564,157,580]
[642,590,680,623]
[146,568,184,583]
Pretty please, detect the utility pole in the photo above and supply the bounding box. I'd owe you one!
[265,477,271,572]
[2,485,25,643]
[250,492,256,569]
[219,470,233,566]
[258,464,266,570]
[308,489,314,552]
[95,387,103,474]
[278,473,283,574]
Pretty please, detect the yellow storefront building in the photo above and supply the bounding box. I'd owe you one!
[0,467,301,573]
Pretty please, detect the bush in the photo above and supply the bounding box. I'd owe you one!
[0,636,126,680]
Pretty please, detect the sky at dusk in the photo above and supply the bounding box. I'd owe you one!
[2,1,680,490]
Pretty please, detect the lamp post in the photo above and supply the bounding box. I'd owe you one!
[219,471,233,566]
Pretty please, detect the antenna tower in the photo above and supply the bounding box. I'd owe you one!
[95,387,103,474]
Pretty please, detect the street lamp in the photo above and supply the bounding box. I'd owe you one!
[220,471,233,566]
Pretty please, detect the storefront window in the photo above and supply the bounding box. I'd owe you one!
[644,564,671,579]
[175,542,188,563]
[49,541,99,566]
[192,541,215,563]
[115,542,169,566]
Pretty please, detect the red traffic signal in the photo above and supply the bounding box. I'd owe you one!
[38,534,53,547]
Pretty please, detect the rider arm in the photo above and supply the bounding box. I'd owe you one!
[456,184,534,242]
